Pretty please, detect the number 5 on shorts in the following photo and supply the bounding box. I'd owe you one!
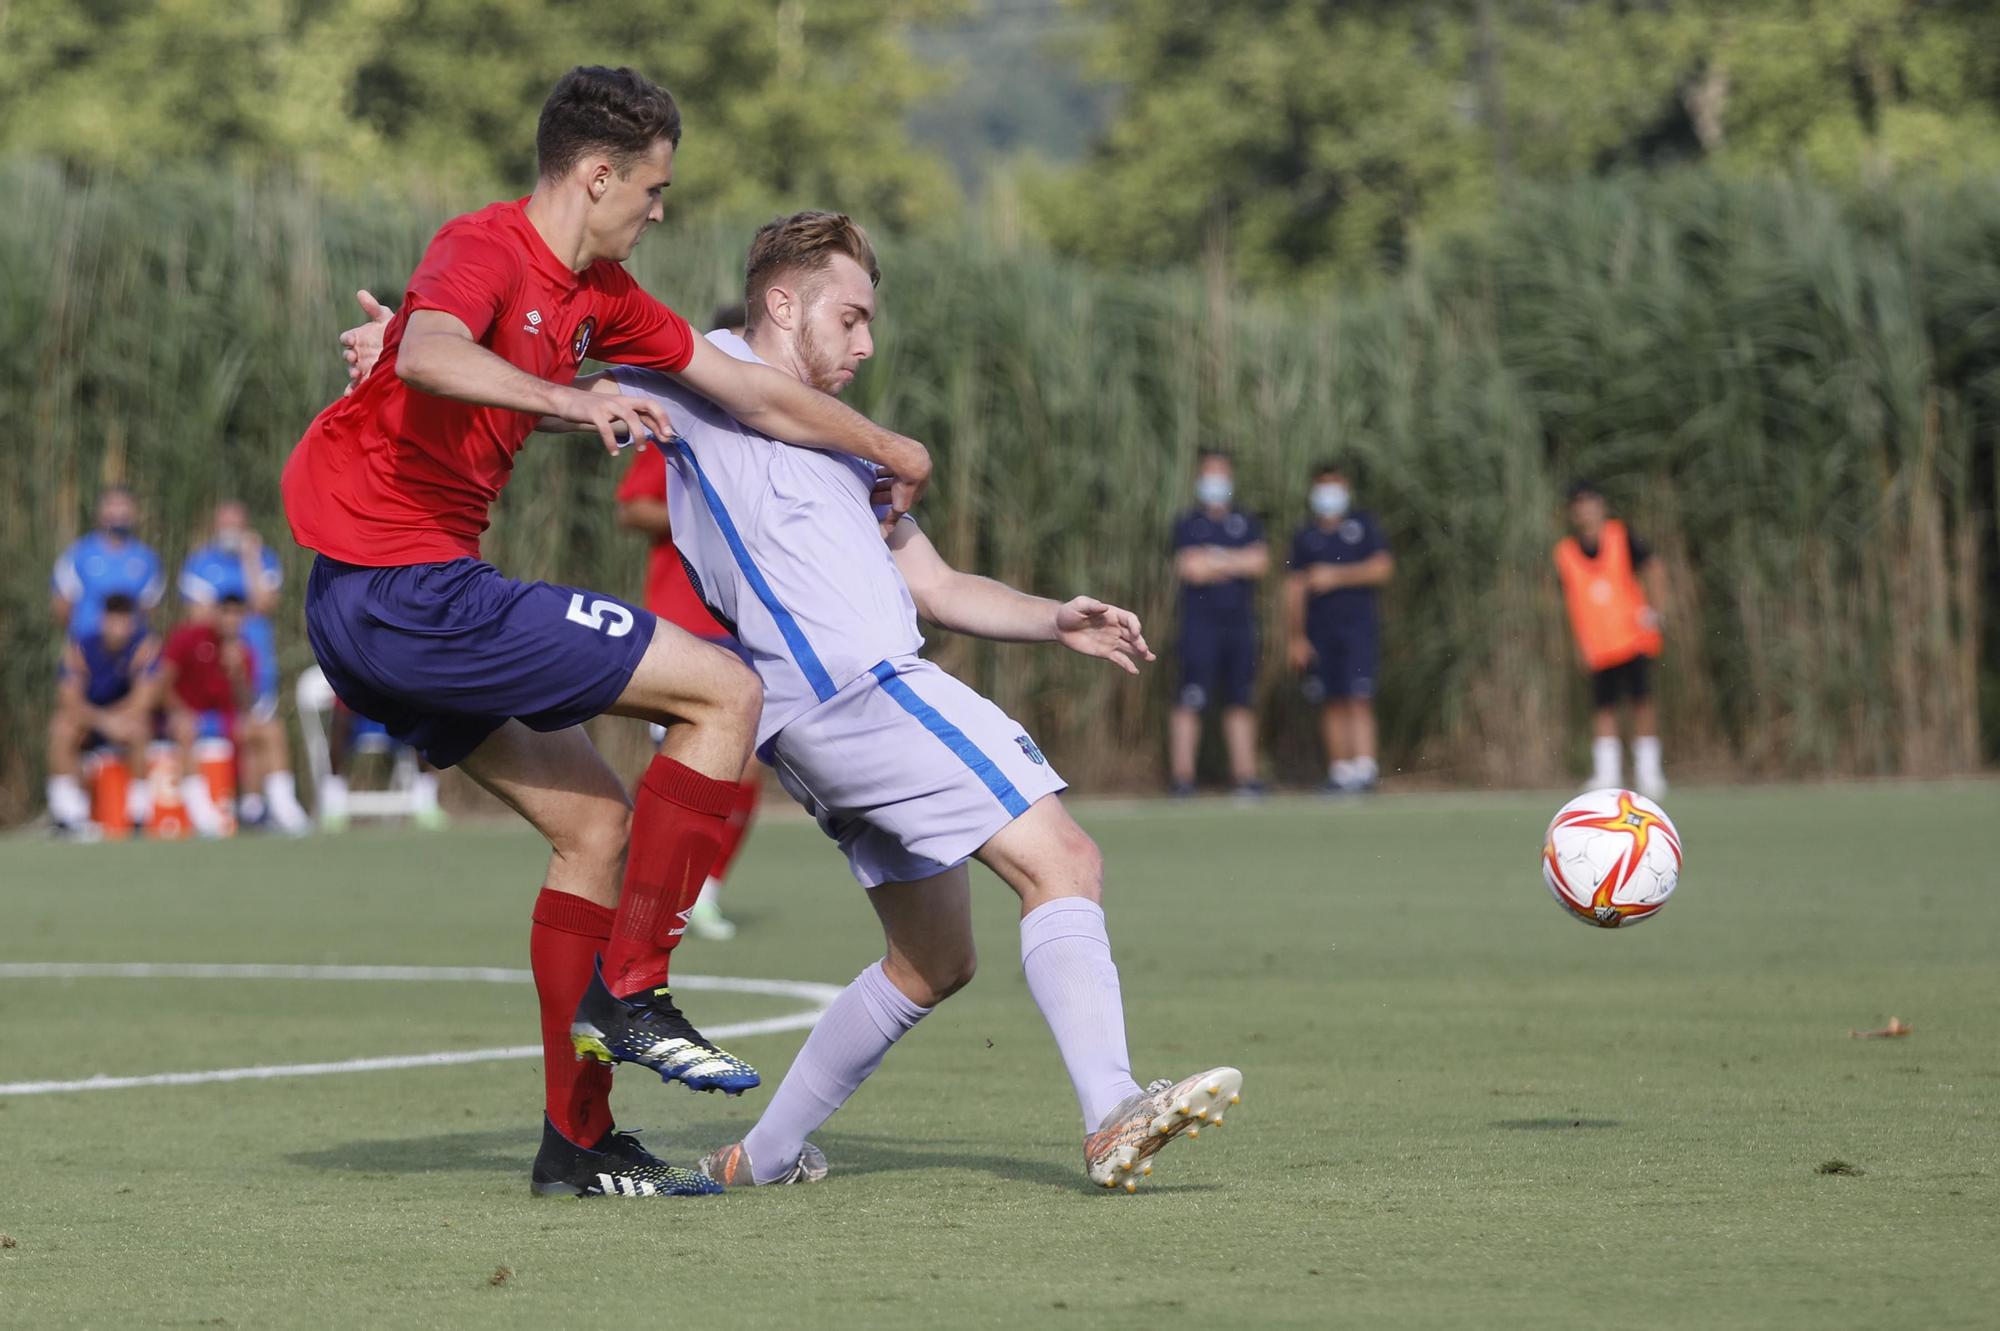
[565,593,635,638]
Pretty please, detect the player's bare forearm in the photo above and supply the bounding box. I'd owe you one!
[891,523,1055,641]
[397,312,573,417]
[672,341,930,498]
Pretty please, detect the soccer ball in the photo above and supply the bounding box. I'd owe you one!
[1541,788,1682,928]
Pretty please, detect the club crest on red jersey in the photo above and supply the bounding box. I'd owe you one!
[571,315,597,362]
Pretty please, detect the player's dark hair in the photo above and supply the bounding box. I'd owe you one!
[1311,459,1348,481]
[1195,447,1233,469]
[219,593,248,607]
[1566,478,1603,503]
[710,302,748,332]
[536,66,682,181]
[101,593,136,614]
[743,212,881,331]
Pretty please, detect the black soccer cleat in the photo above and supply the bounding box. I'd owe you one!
[529,1118,722,1198]
[569,963,761,1095]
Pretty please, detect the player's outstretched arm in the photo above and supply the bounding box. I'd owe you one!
[397,310,671,454]
[888,522,1154,674]
[671,337,932,519]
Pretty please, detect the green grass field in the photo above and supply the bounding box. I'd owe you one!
[3,783,1997,1329]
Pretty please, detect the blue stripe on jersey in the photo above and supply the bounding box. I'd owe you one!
[869,661,1030,818]
[670,437,838,703]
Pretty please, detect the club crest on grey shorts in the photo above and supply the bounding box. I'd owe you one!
[768,656,1067,887]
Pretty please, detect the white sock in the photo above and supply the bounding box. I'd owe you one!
[1020,898,1142,1130]
[1590,736,1623,788]
[1354,755,1379,783]
[48,775,89,824]
[696,877,722,908]
[1330,759,1355,788]
[127,780,152,825]
[1633,736,1664,782]
[410,772,439,812]
[741,961,929,1182]
[180,775,225,836]
[319,774,349,818]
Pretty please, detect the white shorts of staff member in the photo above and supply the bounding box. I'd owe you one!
[768,655,1068,888]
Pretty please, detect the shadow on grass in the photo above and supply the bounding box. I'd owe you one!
[1490,1118,1622,1131]
[285,1124,1217,1195]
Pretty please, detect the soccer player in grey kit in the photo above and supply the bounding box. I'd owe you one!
[355,212,1243,1190]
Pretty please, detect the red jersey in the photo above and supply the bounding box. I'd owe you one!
[162,624,256,715]
[282,199,697,567]
[616,443,727,636]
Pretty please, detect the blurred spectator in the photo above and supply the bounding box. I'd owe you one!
[1555,481,1668,798]
[45,593,160,833]
[1169,449,1269,796]
[710,301,748,336]
[1285,462,1394,793]
[181,500,310,833]
[51,486,164,639]
[156,594,258,837]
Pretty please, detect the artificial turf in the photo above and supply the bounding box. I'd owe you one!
[2,782,1996,1329]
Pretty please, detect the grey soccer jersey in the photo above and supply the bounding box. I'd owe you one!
[609,334,923,746]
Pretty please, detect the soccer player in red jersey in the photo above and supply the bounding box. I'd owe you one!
[157,595,258,837]
[283,66,932,1199]
[615,394,759,943]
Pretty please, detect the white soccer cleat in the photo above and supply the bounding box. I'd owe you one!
[1083,1066,1243,1191]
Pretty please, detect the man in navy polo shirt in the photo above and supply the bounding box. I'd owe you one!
[1169,449,1269,796]
[1285,462,1394,793]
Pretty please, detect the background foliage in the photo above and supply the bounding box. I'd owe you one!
[2,161,1992,816]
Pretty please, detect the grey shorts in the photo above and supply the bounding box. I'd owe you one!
[767,656,1068,887]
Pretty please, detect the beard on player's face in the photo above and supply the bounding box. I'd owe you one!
[794,306,855,397]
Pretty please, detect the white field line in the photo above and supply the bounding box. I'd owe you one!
[0,962,840,1098]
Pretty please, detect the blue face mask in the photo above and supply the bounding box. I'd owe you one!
[1195,475,1234,508]
[1311,483,1350,519]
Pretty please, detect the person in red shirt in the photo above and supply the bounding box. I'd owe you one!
[285,65,933,1200]
[615,357,758,943]
[156,595,257,837]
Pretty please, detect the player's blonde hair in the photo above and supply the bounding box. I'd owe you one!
[743,212,880,331]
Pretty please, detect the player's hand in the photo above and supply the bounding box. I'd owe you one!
[1288,638,1316,673]
[555,385,675,456]
[881,436,931,523]
[1054,596,1155,675]
[340,290,394,394]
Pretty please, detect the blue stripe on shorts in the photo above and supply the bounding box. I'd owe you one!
[869,661,1030,817]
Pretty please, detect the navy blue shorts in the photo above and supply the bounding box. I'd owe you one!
[304,557,657,769]
[1177,619,1258,711]
[1303,625,1378,702]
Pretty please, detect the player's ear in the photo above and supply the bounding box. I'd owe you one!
[585,157,613,202]
[764,283,796,331]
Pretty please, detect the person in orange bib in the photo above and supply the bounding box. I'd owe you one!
[1554,481,1668,797]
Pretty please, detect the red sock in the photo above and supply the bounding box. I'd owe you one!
[601,755,737,997]
[529,887,615,1147]
[707,778,762,886]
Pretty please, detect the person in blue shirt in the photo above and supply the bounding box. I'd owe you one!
[180,500,310,833]
[47,593,161,832]
[51,486,165,641]
[1285,462,1395,793]
[1169,449,1269,796]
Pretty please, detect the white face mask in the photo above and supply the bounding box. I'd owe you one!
[1311,483,1350,519]
[1195,475,1234,508]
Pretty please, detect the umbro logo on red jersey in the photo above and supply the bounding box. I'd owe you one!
[522,309,544,335]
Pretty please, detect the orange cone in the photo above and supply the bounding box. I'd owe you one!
[145,743,192,840]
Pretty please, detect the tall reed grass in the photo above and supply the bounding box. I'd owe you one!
[1,161,1991,816]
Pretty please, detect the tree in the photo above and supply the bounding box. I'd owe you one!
[1034,0,2000,284]
[0,0,963,227]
